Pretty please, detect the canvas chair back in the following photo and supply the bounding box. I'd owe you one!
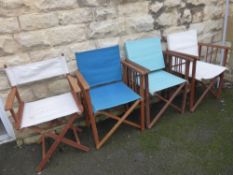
[75,45,122,88]
[125,38,165,71]
[167,30,199,56]
[5,56,69,86]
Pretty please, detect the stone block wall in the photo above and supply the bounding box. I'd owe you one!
[0,0,229,143]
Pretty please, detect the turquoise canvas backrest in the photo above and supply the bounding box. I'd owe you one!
[125,38,165,71]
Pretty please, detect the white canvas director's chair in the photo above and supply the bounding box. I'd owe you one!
[167,30,230,112]
[4,55,89,172]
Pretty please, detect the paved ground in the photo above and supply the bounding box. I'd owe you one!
[0,88,233,175]
[0,120,6,136]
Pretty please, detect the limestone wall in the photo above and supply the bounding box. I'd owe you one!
[0,0,228,143]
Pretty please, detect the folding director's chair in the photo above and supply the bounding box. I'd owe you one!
[124,38,189,128]
[75,45,145,149]
[4,56,89,172]
[167,30,230,112]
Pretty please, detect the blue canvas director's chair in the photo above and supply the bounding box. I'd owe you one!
[75,45,145,149]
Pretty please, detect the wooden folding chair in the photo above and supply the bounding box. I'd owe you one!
[75,46,145,149]
[124,38,190,128]
[167,30,231,112]
[4,55,89,172]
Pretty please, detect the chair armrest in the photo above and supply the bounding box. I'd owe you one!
[198,42,231,66]
[67,74,84,113]
[5,87,17,111]
[166,49,199,61]
[165,49,196,81]
[121,59,149,75]
[122,59,149,100]
[76,71,90,91]
[67,74,81,93]
[198,42,231,50]
[75,71,94,115]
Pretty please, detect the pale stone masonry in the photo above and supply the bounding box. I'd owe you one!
[0,0,232,143]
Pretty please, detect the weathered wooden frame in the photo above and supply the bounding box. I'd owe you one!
[76,65,145,150]
[122,50,191,128]
[4,68,89,172]
[167,42,231,112]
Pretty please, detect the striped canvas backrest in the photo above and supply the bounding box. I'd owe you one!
[5,56,69,86]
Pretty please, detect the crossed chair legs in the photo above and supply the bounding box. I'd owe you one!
[86,99,145,150]
[84,73,223,146]
[190,73,224,112]
[32,114,89,172]
[146,83,188,129]
[26,73,224,172]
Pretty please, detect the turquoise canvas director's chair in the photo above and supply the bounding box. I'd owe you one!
[75,45,145,149]
[124,38,191,128]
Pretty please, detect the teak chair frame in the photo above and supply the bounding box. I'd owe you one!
[123,50,193,128]
[76,67,145,150]
[167,42,231,112]
[5,70,89,172]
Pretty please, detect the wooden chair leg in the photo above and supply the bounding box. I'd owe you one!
[217,73,224,98]
[45,132,89,151]
[181,83,188,113]
[88,112,100,148]
[96,100,140,149]
[36,114,89,172]
[145,87,151,128]
[72,126,80,144]
[41,135,46,160]
[85,112,90,128]
[189,78,196,112]
[154,93,182,113]
[36,115,77,172]
[83,101,90,128]
[148,83,185,129]
[190,79,215,112]
[96,111,141,128]
[140,99,145,131]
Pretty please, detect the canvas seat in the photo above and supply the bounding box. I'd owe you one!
[194,61,227,81]
[21,93,80,128]
[4,56,89,172]
[124,38,188,128]
[76,45,145,149]
[189,61,226,81]
[167,30,230,112]
[90,82,140,113]
[148,70,186,94]
[172,60,227,81]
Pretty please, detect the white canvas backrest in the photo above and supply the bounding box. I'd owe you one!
[167,30,199,56]
[5,56,69,86]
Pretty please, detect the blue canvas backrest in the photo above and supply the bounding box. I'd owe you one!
[75,45,122,87]
[125,38,165,71]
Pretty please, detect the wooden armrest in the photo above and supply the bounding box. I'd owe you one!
[122,59,149,75]
[67,74,81,93]
[5,87,17,111]
[198,42,231,50]
[166,49,199,61]
[76,71,90,91]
